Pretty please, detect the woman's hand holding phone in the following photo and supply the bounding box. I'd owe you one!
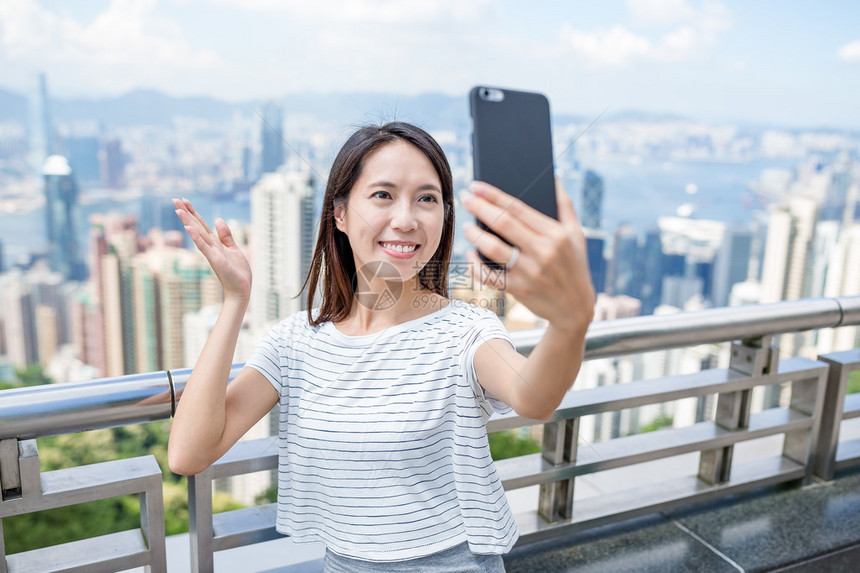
[173,198,252,303]
[461,179,595,336]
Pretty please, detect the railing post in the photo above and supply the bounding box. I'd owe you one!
[813,350,860,480]
[699,336,778,484]
[0,513,6,573]
[188,470,215,573]
[0,439,20,501]
[538,418,578,523]
[140,485,167,573]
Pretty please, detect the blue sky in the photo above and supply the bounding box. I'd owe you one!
[2,0,859,128]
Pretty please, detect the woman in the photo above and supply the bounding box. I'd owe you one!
[168,122,594,571]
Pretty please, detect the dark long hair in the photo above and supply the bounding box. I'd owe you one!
[301,122,455,327]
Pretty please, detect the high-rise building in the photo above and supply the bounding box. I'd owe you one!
[581,170,604,230]
[43,155,86,281]
[584,229,607,294]
[593,294,641,321]
[760,196,818,357]
[808,221,841,299]
[131,255,161,373]
[608,226,638,297]
[251,171,316,330]
[0,238,4,273]
[638,230,664,314]
[661,275,704,309]
[711,226,753,307]
[760,197,818,304]
[100,138,125,189]
[260,102,285,175]
[29,73,54,176]
[242,145,253,182]
[63,136,101,185]
[817,223,860,354]
[0,273,38,369]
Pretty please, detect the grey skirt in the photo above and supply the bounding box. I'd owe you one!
[323,541,506,572]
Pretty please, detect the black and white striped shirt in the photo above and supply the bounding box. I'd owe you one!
[245,298,520,561]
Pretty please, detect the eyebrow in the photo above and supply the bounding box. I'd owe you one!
[368,180,442,193]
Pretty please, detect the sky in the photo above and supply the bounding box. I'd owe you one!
[1,0,859,129]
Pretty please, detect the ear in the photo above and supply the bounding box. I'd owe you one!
[333,203,346,232]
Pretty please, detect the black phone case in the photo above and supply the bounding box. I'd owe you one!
[469,86,557,270]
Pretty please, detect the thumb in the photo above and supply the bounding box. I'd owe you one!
[215,218,237,248]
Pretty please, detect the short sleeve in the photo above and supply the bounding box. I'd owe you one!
[244,319,290,395]
[462,310,516,416]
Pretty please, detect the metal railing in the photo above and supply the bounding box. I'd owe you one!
[1,296,859,572]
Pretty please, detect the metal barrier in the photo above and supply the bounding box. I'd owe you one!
[1,296,860,572]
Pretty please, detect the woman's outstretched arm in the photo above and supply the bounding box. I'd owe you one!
[462,180,595,420]
[167,198,278,475]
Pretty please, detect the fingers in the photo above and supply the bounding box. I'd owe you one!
[215,218,237,248]
[173,198,214,237]
[471,181,551,234]
[460,189,534,253]
[462,222,533,275]
[465,251,509,291]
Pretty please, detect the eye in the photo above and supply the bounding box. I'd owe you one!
[419,194,439,203]
[372,191,391,199]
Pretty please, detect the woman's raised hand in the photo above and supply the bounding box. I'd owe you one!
[460,179,596,336]
[173,198,252,302]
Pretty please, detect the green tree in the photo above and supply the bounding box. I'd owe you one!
[489,429,541,461]
[16,364,52,386]
[640,413,674,433]
[4,420,244,554]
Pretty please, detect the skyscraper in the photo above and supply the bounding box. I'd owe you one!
[250,171,316,331]
[711,226,753,308]
[609,226,639,297]
[43,155,86,281]
[638,230,664,314]
[581,170,604,230]
[760,197,818,304]
[760,196,818,357]
[260,102,285,175]
[817,223,860,353]
[100,138,125,188]
[29,73,54,177]
[584,229,607,294]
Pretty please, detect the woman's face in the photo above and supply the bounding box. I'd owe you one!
[334,140,445,291]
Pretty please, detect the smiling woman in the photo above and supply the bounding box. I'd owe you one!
[167,121,594,572]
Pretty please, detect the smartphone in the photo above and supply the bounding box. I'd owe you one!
[469,86,557,270]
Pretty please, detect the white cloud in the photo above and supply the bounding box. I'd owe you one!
[625,0,695,27]
[838,40,860,63]
[560,25,652,69]
[559,1,733,69]
[0,0,218,95]
[213,0,495,25]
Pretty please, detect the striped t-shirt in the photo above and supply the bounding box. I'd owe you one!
[244,298,520,561]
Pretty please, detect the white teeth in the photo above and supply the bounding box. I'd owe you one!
[381,243,417,253]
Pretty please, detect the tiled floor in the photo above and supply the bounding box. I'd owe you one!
[503,466,860,572]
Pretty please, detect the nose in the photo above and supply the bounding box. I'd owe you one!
[390,198,418,231]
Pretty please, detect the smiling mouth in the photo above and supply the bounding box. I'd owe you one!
[379,242,420,254]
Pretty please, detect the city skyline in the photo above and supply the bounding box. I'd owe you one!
[1,1,859,129]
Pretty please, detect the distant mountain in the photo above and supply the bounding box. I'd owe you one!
[0,87,469,130]
[605,109,692,123]
[0,88,28,122]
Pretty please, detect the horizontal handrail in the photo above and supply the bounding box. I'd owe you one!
[1,295,858,440]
